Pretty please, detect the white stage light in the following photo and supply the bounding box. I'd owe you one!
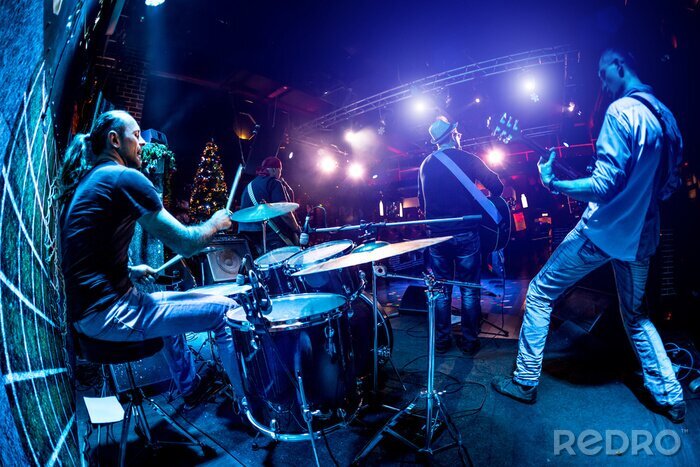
[347,162,365,179]
[474,97,481,104]
[486,148,505,166]
[318,155,338,173]
[524,79,536,92]
[145,0,165,6]
[345,130,358,144]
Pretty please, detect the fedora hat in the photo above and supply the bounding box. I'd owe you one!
[429,117,458,144]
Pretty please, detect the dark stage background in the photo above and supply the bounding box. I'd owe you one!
[1,0,699,465]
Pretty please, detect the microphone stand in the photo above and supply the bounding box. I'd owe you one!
[353,273,473,465]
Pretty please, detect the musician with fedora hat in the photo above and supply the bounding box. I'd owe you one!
[419,116,503,355]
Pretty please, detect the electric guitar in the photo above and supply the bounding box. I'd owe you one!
[490,113,585,179]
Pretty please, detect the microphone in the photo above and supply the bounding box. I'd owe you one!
[251,124,261,138]
[236,257,248,285]
[300,214,311,246]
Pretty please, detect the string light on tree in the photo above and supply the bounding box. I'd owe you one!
[189,141,228,224]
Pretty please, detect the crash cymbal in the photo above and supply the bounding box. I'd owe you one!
[230,202,299,223]
[292,236,452,276]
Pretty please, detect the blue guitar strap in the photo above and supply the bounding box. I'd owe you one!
[433,150,501,224]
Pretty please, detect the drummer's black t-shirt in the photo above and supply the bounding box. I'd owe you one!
[60,161,163,323]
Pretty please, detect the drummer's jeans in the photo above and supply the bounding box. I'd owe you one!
[428,231,481,345]
[513,227,683,407]
[74,288,244,399]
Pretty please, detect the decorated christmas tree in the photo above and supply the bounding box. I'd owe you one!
[189,141,228,224]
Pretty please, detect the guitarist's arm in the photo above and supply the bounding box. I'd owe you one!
[541,115,629,203]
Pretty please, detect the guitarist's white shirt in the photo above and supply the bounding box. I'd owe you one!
[579,89,682,262]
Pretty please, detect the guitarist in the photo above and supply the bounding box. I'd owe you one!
[492,48,686,423]
[419,116,503,355]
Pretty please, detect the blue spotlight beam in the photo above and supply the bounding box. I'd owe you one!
[295,46,578,135]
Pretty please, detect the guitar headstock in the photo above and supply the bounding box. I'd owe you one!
[488,113,520,145]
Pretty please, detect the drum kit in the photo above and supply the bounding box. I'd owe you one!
[172,201,477,465]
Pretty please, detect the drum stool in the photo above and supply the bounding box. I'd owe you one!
[75,333,205,466]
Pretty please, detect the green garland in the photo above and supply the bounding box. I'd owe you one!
[141,142,177,210]
[141,142,176,173]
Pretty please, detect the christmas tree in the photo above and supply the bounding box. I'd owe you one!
[189,141,228,224]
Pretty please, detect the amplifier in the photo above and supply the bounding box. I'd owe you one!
[202,236,252,284]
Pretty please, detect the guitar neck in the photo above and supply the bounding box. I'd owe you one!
[519,134,583,179]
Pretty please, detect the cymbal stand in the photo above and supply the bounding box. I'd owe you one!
[353,273,474,466]
[261,219,268,254]
[359,265,405,394]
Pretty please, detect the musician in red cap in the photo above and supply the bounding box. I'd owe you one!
[238,156,301,255]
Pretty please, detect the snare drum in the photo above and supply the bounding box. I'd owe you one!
[226,293,359,436]
[254,246,300,296]
[285,240,362,299]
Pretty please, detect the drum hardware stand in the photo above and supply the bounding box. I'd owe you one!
[352,273,474,466]
[310,215,481,398]
[298,373,322,467]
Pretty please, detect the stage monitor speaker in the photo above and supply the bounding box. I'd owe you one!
[110,352,171,394]
[203,236,252,284]
[398,285,428,315]
[552,286,617,334]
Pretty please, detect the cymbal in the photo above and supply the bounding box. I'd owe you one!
[292,236,452,276]
[230,202,299,223]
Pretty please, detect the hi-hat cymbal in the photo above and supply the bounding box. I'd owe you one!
[292,236,452,276]
[230,202,299,223]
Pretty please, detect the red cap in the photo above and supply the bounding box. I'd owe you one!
[256,157,282,175]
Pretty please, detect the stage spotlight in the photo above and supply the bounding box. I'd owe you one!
[524,79,536,92]
[288,151,294,159]
[567,101,576,112]
[486,148,505,166]
[348,162,365,180]
[474,97,481,104]
[412,96,432,114]
[145,0,166,6]
[318,155,338,173]
[372,174,378,179]
[345,130,358,144]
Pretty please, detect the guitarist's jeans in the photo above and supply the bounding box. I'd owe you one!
[429,231,481,345]
[513,227,683,407]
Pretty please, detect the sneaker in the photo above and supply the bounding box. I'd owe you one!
[459,339,481,356]
[662,401,686,424]
[491,376,537,404]
[435,339,453,354]
[183,367,219,410]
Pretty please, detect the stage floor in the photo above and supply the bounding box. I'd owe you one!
[77,278,700,466]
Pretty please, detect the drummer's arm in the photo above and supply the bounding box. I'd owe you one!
[138,208,231,258]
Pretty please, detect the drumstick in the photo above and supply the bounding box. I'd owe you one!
[226,163,245,211]
[156,163,245,275]
[154,255,183,275]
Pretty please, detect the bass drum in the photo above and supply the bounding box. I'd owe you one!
[226,293,359,437]
[349,295,393,382]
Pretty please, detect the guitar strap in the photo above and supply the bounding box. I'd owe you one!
[628,94,671,197]
[433,150,502,224]
[246,183,294,246]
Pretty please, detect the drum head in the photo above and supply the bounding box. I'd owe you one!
[193,282,252,296]
[254,246,301,269]
[227,293,347,329]
[286,240,354,270]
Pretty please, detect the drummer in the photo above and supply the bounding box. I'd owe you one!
[238,156,302,256]
[59,110,245,411]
